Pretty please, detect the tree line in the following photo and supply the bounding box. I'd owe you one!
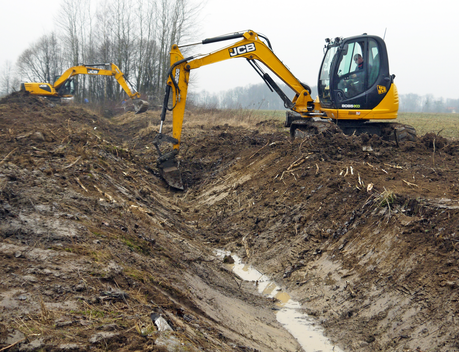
[189,83,459,114]
[0,0,201,109]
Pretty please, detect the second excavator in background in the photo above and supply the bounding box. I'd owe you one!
[21,63,149,114]
[153,30,415,189]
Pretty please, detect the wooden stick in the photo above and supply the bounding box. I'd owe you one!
[0,147,18,165]
[0,338,27,351]
[63,156,81,169]
[75,177,88,192]
[249,141,269,159]
[384,163,403,169]
[403,179,419,187]
[0,334,40,352]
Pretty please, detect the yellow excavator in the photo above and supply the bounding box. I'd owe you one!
[20,63,149,114]
[153,30,414,189]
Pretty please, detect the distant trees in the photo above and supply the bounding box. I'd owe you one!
[4,0,201,108]
[399,93,459,113]
[189,84,459,114]
[190,83,317,111]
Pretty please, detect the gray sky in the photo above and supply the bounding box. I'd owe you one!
[1,0,457,99]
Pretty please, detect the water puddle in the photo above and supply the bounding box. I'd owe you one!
[216,250,343,352]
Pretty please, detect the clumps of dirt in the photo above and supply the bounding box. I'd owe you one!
[0,90,47,107]
[1,92,459,352]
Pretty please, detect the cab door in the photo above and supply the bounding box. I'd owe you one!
[331,36,391,111]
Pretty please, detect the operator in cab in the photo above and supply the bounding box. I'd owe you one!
[354,54,364,70]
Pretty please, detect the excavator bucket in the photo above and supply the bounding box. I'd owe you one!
[153,133,184,190]
[158,156,184,190]
[133,98,149,114]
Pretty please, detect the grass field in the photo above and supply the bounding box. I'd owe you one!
[244,110,459,140]
[396,113,459,139]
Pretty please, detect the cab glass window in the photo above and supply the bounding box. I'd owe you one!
[368,39,380,86]
[318,46,338,104]
[336,41,366,99]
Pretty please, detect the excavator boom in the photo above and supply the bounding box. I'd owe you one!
[154,30,319,188]
[157,31,315,148]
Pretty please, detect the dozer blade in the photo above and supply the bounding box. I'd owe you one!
[158,156,184,190]
[133,98,149,114]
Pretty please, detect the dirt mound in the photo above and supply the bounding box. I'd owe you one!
[1,93,459,352]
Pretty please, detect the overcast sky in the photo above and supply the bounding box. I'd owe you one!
[1,0,457,99]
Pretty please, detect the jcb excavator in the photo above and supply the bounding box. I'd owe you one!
[20,63,149,114]
[153,30,414,189]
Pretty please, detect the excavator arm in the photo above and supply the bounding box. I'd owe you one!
[154,30,317,189]
[22,63,148,113]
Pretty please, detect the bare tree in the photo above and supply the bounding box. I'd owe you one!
[55,0,94,101]
[13,0,203,109]
[132,0,158,102]
[56,0,88,65]
[0,61,17,96]
[16,32,64,84]
[154,0,203,98]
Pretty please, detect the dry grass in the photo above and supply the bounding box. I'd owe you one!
[379,188,396,208]
[109,105,459,140]
[182,109,459,139]
[182,108,283,131]
[115,107,285,139]
[137,121,158,139]
[39,297,54,324]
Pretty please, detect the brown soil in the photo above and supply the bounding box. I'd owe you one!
[1,91,459,352]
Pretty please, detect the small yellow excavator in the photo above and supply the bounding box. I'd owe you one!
[153,30,414,189]
[20,63,149,114]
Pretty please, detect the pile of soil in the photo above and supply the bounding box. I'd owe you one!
[1,91,459,351]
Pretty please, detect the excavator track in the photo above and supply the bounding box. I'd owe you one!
[290,118,417,143]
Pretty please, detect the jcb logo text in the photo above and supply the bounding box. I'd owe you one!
[229,43,256,57]
[88,69,99,74]
[377,85,387,94]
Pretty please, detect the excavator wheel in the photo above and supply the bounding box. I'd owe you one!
[133,99,149,114]
[378,123,417,143]
[393,124,417,143]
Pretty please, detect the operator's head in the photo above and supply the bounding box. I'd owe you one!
[354,54,363,64]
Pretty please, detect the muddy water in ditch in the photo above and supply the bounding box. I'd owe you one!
[217,251,343,352]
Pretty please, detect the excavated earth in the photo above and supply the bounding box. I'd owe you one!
[1,91,459,352]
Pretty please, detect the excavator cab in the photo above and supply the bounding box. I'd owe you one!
[318,34,395,115]
[54,76,76,97]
